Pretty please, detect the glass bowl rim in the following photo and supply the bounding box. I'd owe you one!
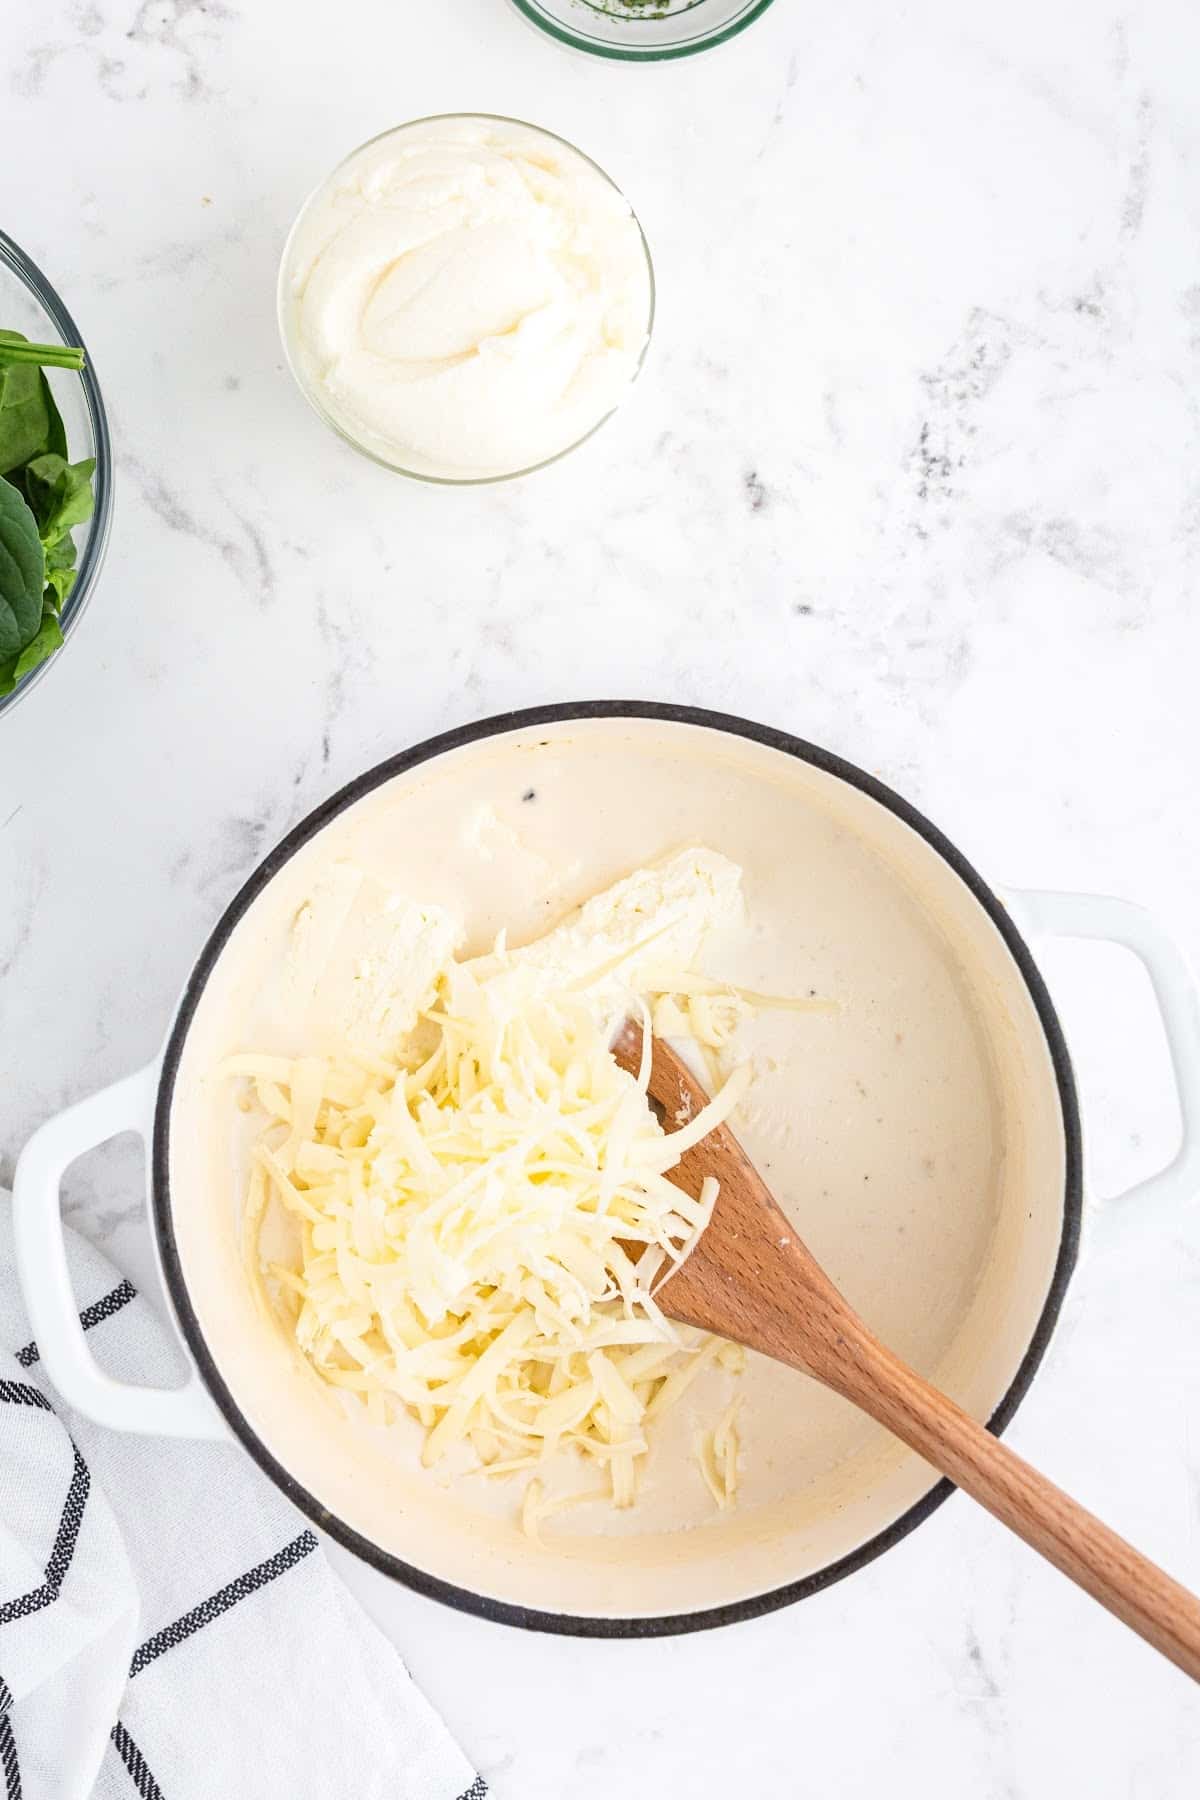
[276,111,656,487]
[506,0,779,61]
[0,226,114,718]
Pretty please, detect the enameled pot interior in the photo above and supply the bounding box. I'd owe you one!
[159,712,1076,1628]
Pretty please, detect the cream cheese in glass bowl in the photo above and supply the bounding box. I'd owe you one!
[277,114,655,484]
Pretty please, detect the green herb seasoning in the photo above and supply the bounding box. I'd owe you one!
[582,0,688,17]
[0,331,95,695]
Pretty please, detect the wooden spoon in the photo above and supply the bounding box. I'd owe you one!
[612,1020,1200,1681]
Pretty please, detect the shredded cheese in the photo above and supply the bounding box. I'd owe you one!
[227,850,830,1535]
[228,940,749,1530]
[696,1399,741,1509]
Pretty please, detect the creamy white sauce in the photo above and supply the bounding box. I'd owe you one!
[171,722,1065,1616]
[279,116,653,479]
[211,768,1002,1526]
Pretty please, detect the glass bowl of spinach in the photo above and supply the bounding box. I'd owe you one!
[0,229,112,718]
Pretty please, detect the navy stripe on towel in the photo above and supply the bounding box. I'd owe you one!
[130,1531,318,1677]
[0,1445,89,1624]
[0,1382,50,1411]
[0,1710,20,1800]
[112,1722,165,1800]
[15,1278,137,1368]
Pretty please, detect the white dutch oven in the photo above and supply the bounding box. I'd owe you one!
[14,706,1200,1635]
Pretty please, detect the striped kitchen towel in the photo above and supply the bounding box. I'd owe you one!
[0,1198,486,1800]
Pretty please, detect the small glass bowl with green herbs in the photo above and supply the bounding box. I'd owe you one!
[0,229,112,718]
[507,0,778,60]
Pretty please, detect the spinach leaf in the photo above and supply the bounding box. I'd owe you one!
[0,330,84,473]
[44,563,77,611]
[0,476,46,658]
[41,373,68,459]
[0,334,85,373]
[0,331,90,693]
[0,608,64,694]
[45,531,77,569]
[0,334,51,476]
[42,527,79,612]
[24,453,96,544]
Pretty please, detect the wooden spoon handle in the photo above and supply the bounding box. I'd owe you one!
[615,1022,1200,1676]
[825,1319,1200,1681]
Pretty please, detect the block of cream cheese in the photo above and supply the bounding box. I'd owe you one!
[462,847,743,1018]
[281,849,741,1058]
[285,863,463,1061]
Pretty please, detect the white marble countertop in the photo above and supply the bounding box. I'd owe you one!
[4,1,1200,1793]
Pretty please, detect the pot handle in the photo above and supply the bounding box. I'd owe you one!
[1003,889,1200,1221]
[12,1066,228,1440]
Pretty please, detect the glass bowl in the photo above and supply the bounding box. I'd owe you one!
[508,0,777,60]
[0,229,113,719]
[277,114,655,485]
